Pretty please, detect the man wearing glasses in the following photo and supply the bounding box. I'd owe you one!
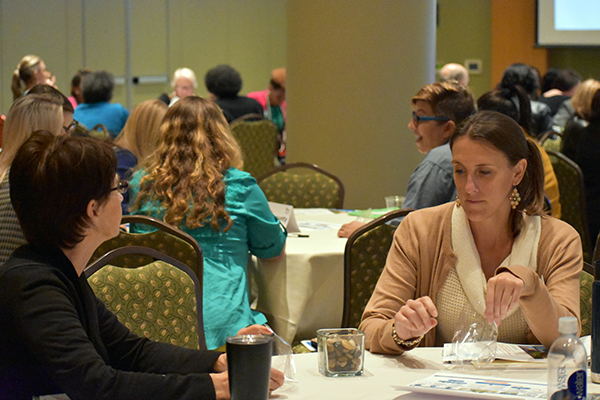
[338,81,475,237]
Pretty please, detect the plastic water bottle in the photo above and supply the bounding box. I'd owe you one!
[547,316,587,400]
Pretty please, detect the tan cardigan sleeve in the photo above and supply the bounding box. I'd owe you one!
[497,217,582,349]
[359,212,426,355]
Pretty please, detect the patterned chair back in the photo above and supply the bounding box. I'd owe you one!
[546,150,592,262]
[342,209,413,328]
[90,215,203,281]
[541,135,562,153]
[257,162,345,209]
[229,117,278,179]
[86,246,205,350]
[580,262,594,336]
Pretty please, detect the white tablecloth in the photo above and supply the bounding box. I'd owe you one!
[273,348,600,399]
[251,209,357,344]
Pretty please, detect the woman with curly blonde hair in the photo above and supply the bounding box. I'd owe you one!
[129,96,286,349]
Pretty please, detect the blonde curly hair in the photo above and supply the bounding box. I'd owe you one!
[133,96,242,232]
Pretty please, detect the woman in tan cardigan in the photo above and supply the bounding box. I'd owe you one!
[360,111,582,355]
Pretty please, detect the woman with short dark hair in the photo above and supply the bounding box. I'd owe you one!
[204,65,263,122]
[73,70,130,138]
[0,131,284,400]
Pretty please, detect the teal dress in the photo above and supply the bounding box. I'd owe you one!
[129,168,287,349]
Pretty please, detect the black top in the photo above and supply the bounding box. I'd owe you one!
[539,95,570,116]
[215,96,263,122]
[0,244,221,400]
[562,118,600,243]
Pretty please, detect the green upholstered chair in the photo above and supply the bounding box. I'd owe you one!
[540,132,562,153]
[229,115,278,179]
[257,162,345,209]
[546,150,593,263]
[580,262,594,336]
[342,209,413,328]
[90,215,203,282]
[86,246,205,350]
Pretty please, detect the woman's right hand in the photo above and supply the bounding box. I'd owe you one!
[393,296,438,340]
[210,371,230,400]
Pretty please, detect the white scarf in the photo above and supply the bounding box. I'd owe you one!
[451,204,541,317]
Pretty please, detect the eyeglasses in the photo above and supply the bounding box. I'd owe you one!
[63,120,78,134]
[411,111,450,125]
[111,180,129,194]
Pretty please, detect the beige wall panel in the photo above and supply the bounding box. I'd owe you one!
[0,0,72,113]
[1,0,286,113]
[287,0,436,209]
[167,0,286,98]
[436,0,492,98]
[83,0,126,104]
[130,0,168,106]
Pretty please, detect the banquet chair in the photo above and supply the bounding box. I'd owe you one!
[229,115,278,179]
[342,208,414,328]
[546,150,593,263]
[86,246,205,350]
[593,233,600,264]
[541,134,562,153]
[89,123,110,139]
[90,215,203,280]
[257,162,345,209]
[580,261,594,336]
[0,114,4,147]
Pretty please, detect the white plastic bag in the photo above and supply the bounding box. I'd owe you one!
[450,303,498,367]
[265,324,297,383]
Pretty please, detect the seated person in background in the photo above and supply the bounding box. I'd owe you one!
[44,70,57,88]
[496,63,552,138]
[113,99,168,214]
[73,71,130,139]
[0,131,284,400]
[561,79,600,243]
[541,68,561,96]
[27,84,76,134]
[360,111,582,355]
[477,85,561,218]
[0,94,65,266]
[160,67,198,107]
[67,68,92,110]
[204,64,263,122]
[247,68,287,163]
[439,63,470,87]
[11,54,47,100]
[129,96,287,350]
[539,68,581,116]
[338,81,475,237]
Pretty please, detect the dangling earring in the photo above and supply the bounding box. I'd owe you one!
[455,195,461,207]
[509,187,521,209]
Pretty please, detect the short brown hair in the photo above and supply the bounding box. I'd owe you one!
[10,131,117,249]
[411,81,475,126]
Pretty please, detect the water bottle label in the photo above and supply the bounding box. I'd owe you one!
[549,369,587,400]
[567,369,586,400]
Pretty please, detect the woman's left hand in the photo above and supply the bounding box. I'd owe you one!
[484,271,524,326]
